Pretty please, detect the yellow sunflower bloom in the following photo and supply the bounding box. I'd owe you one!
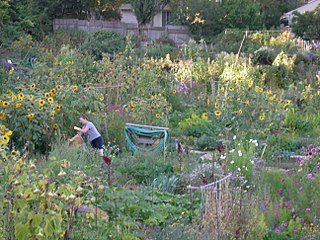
[310,95,314,100]
[38,99,45,106]
[172,89,177,94]
[50,88,56,94]
[214,110,222,116]
[3,101,9,107]
[44,92,50,98]
[27,113,35,119]
[15,103,21,108]
[202,113,208,120]
[0,113,5,120]
[29,95,34,101]
[55,105,62,111]
[72,85,78,91]
[56,85,62,90]
[53,124,59,129]
[156,113,161,119]
[259,114,265,121]
[18,93,24,99]
[48,97,54,104]
[6,130,12,136]
[31,83,36,89]
[1,135,10,145]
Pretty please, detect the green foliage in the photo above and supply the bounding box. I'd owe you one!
[116,152,174,184]
[81,30,126,59]
[0,146,85,239]
[292,6,320,39]
[284,108,313,132]
[131,0,169,27]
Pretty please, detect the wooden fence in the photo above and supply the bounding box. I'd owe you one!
[53,19,190,45]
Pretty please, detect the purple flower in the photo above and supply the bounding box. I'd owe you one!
[306,208,311,212]
[293,180,299,184]
[274,228,280,233]
[281,178,286,182]
[276,189,282,194]
[300,218,304,223]
[298,186,303,191]
[307,173,314,180]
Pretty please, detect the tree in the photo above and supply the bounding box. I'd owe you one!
[0,0,10,27]
[130,0,169,37]
[222,0,263,30]
[291,6,320,40]
[257,0,304,29]
[169,0,226,42]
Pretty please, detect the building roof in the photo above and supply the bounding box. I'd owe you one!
[119,4,133,11]
[285,0,320,16]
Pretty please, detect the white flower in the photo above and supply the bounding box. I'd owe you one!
[237,167,241,171]
[220,154,226,160]
[230,161,234,164]
[250,160,254,164]
[233,135,237,140]
[229,149,235,153]
[246,185,250,188]
[238,150,242,157]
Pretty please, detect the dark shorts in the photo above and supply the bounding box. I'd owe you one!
[91,136,104,149]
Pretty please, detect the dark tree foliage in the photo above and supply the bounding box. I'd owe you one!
[291,6,320,40]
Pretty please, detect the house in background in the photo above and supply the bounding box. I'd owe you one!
[281,0,320,28]
[119,4,172,28]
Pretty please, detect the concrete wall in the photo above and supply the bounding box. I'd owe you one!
[53,19,190,45]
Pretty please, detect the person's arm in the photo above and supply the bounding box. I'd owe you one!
[74,126,90,135]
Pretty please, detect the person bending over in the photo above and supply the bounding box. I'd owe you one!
[74,114,104,156]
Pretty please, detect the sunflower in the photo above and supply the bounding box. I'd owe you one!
[0,113,5,120]
[12,95,17,101]
[207,99,211,105]
[6,130,12,136]
[47,97,54,104]
[214,102,219,108]
[50,111,55,116]
[259,114,265,121]
[202,113,208,120]
[131,108,136,113]
[31,83,36,89]
[56,85,62,90]
[38,99,45,106]
[238,109,243,114]
[156,113,161,119]
[214,110,222,116]
[172,89,177,94]
[0,125,5,132]
[310,94,314,100]
[55,105,62,111]
[38,107,43,111]
[72,85,78,91]
[0,100,2,106]
[18,93,24,99]
[3,101,9,107]
[29,95,34,101]
[50,88,56,94]
[27,113,35,119]
[15,103,21,108]
[1,135,9,145]
[53,124,59,129]
[44,92,50,98]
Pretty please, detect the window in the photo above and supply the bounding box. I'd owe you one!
[162,11,172,27]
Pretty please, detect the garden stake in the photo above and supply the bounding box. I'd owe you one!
[177,142,183,174]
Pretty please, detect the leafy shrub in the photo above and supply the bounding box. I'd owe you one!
[0,24,24,48]
[81,30,125,59]
[44,29,88,53]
